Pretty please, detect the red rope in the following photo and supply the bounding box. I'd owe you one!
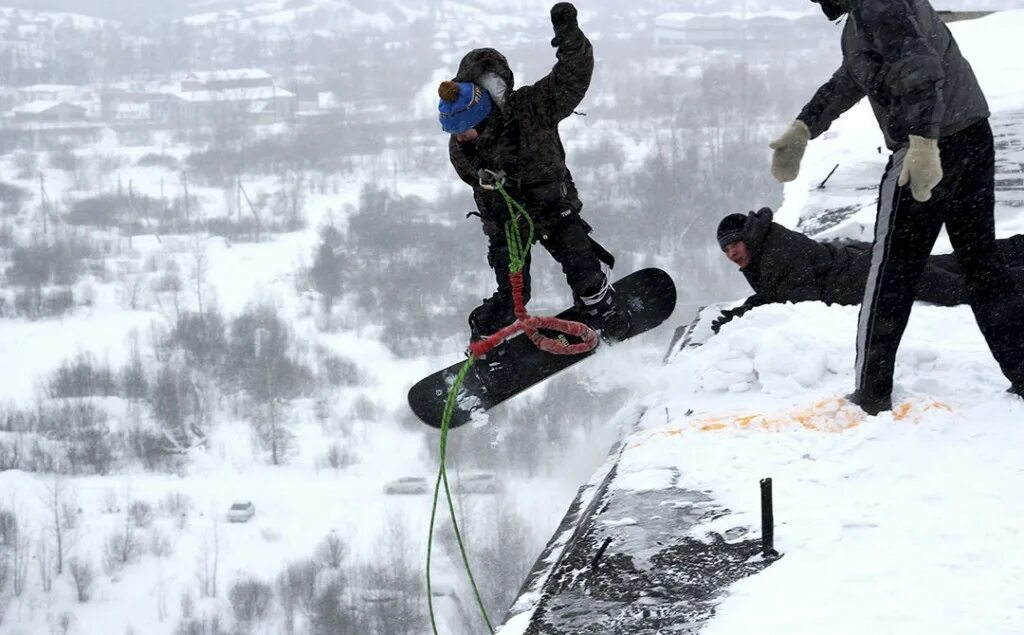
[468,271,599,359]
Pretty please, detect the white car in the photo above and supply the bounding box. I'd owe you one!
[227,501,255,523]
[454,472,503,494]
[383,476,430,495]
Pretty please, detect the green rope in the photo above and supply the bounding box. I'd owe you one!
[426,182,535,635]
[498,183,535,274]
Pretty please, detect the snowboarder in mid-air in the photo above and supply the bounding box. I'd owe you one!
[768,0,1024,414]
[437,2,630,387]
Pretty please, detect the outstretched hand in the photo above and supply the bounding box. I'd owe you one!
[711,308,743,334]
[550,2,579,47]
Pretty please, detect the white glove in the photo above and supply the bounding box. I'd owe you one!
[769,120,810,183]
[898,135,943,203]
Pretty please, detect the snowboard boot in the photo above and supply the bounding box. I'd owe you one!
[844,390,892,416]
[1009,384,1024,400]
[580,290,631,343]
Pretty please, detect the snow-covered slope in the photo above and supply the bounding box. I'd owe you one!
[499,10,1024,634]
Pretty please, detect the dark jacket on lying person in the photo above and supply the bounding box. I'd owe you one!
[714,208,1024,332]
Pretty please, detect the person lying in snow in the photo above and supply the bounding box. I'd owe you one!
[437,2,630,384]
[712,207,1024,333]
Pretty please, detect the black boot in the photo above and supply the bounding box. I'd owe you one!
[1009,384,1024,399]
[844,390,893,416]
[580,290,631,342]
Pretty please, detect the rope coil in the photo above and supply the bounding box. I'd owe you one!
[426,182,600,634]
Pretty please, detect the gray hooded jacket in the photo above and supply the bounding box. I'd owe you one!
[799,0,989,148]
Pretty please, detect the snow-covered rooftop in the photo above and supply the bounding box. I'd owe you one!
[170,86,295,103]
[184,68,272,83]
[11,100,84,115]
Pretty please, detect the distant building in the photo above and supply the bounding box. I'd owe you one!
[17,84,82,103]
[101,68,296,129]
[180,68,274,92]
[154,85,297,128]
[654,12,827,49]
[0,119,105,152]
[12,101,86,122]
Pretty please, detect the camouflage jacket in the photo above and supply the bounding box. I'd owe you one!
[447,29,593,233]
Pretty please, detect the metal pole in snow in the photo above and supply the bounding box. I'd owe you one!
[760,478,779,558]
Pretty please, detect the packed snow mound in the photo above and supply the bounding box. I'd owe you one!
[678,302,999,406]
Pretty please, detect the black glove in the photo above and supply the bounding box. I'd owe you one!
[550,2,579,47]
[711,308,742,334]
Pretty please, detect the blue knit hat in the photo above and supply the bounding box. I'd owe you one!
[438,81,492,134]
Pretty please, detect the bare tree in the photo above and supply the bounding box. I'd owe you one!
[277,559,320,625]
[0,549,11,597]
[37,535,53,593]
[41,474,77,576]
[190,234,209,316]
[123,273,147,311]
[149,529,174,559]
[0,507,16,546]
[68,557,96,602]
[196,517,221,598]
[228,577,273,632]
[311,579,361,635]
[104,496,141,573]
[12,523,30,596]
[314,532,347,571]
[54,610,75,635]
[362,515,423,634]
[129,501,154,528]
[309,225,343,313]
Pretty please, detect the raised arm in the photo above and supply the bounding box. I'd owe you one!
[515,3,594,127]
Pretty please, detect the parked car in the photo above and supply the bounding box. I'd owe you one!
[383,476,429,495]
[454,472,503,494]
[227,501,255,523]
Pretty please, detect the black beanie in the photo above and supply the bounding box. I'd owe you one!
[716,213,748,250]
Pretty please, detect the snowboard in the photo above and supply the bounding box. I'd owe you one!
[408,268,676,429]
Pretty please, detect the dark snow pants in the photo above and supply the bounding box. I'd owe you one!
[918,235,1024,305]
[856,119,1024,398]
[469,214,610,339]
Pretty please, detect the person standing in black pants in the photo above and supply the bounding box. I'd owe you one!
[768,0,1024,414]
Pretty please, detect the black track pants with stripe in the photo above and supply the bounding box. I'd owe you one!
[855,119,1024,398]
